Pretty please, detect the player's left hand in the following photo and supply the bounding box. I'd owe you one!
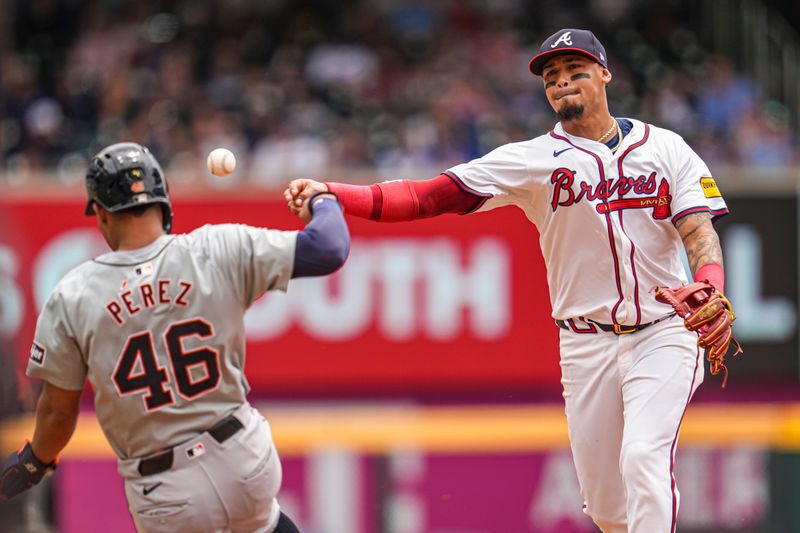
[655,281,743,386]
[0,442,57,501]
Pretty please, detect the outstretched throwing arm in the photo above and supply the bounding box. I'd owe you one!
[284,175,484,222]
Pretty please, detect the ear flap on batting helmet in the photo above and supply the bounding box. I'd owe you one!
[85,142,173,233]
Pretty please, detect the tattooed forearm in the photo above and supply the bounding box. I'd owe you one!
[676,212,724,274]
[685,231,723,273]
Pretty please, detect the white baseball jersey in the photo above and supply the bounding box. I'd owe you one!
[27,224,296,459]
[447,118,728,325]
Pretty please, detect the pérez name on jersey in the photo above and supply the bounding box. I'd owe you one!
[105,278,193,326]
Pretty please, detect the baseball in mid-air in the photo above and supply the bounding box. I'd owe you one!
[207,148,236,176]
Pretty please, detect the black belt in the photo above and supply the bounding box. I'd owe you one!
[556,313,675,335]
[137,415,244,476]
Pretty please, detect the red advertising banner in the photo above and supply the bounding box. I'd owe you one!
[55,447,767,533]
[0,195,559,396]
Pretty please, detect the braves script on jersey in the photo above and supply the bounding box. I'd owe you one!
[27,224,295,459]
[447,118,728,324]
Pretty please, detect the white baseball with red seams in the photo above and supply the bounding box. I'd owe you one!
[207,148,236,176]
[447,117,728,532]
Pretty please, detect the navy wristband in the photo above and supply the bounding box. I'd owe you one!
[307,192,341,216]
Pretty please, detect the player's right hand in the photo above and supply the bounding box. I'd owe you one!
[284,179,329,216]
[0,442,57,501]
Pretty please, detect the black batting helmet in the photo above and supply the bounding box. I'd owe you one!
[84,142,173,233]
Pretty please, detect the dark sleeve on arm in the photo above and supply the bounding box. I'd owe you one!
[291,197,351,278]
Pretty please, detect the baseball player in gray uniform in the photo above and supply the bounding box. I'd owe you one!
[0,142,350,532]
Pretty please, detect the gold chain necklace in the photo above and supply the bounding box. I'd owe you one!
[596,119,618,143]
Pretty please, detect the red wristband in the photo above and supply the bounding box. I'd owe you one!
[695,263,724,293]
[325,182,374,219]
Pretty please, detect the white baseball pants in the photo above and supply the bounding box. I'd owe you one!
[558,316,703,532]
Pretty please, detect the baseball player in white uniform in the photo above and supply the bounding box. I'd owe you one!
[285,29,736,533]
[0,142,350,533]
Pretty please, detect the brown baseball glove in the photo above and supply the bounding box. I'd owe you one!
[655,281,743,386]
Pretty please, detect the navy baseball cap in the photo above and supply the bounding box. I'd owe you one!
[529,28,608,76]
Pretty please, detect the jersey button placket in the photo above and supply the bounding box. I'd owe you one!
[623,260,633,304]
[614,225,636,323]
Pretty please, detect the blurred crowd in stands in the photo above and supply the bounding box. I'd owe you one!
[1,0,797,187]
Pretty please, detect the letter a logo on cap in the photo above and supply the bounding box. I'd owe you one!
[551,31,573,48]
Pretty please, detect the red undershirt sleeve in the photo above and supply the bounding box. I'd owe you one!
[326,174,487,222]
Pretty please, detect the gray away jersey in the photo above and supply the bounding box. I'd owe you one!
[27,224,296,459]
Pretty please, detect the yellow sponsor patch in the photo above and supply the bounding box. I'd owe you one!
[700,177,721,198]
